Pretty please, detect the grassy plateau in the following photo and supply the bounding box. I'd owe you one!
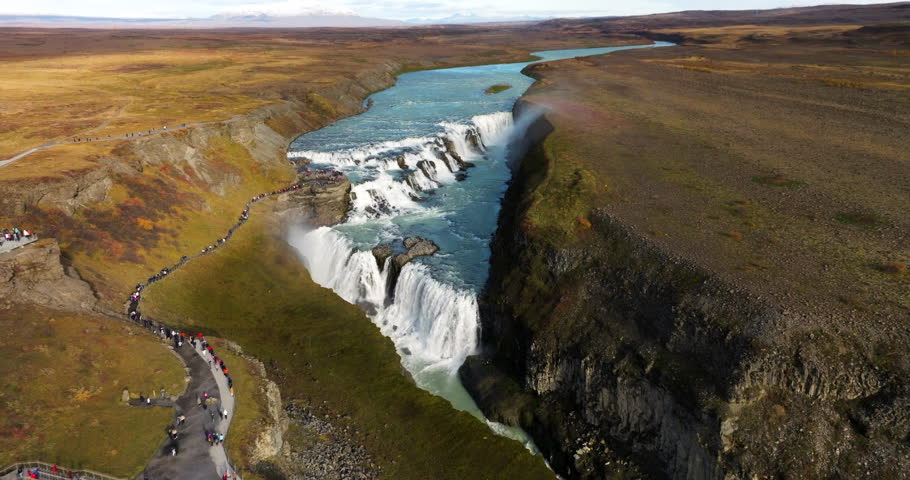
[141,211,554,479]
[0,307,185,477]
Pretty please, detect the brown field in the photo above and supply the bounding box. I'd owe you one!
[520,23,910,334]
[0,25,646,309]
[0,27,643,161]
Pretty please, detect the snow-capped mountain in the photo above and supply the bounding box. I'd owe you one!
[0,4,404,29]
[217,0,357,18]
[407,13,549,24]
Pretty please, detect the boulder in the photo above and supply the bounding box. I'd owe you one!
[441,137,465,165]
[416,160,437,181]
[0,239,98,312]
[371,244,394,271]
[395,237,439,268]
[465,130,483,151]
[383,237,440,302]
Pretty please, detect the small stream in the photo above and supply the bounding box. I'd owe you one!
[286,41,672,451]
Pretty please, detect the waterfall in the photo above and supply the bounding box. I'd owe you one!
[292,113,514,224]
[290,226,478,372]
[288,112,513,381]
[283,42,673,458]
[292,226,388,308]
[376,263,479,368]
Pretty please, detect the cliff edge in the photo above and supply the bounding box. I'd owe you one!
[463,34,910,480]
[0,238,98,312]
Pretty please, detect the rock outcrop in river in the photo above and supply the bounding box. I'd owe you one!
[372,237,439,301]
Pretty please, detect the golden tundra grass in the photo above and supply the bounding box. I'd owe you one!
[0,308,185,477]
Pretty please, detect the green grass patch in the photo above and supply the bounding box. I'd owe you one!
[0,308,184,478]
[141,211,552,480]
[834,211,888,229]
[485,84,513,95]
[524,138,599,245]
[752,174,806,188]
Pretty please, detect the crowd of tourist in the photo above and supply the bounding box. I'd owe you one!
[1,227,35,247]
[71,124,188,144]
[3,125,358,480]
[116,170,348,479]
[301,167,345,188]
[5,168,350,480]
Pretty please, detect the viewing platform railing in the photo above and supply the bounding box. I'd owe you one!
[0,235,38,255]
[0,461,124,480]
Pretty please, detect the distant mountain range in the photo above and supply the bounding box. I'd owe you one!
[0,12,405,28]
[0,5,552,28]
[6,1,905,29]
[405,14,549,24]
[0,12,559,28]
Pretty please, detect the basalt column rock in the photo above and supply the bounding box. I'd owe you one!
[461,110,909,480]
[441,138,466,166]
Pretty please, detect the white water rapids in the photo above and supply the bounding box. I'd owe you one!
[290,112,511,374]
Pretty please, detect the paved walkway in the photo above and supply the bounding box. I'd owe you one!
[141,341,226,480]
[0,236,37,255]
[206,344,235,478]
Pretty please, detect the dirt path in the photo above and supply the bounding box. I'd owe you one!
[0,117,237,168]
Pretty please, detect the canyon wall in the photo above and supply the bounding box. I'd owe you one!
[462,103,910,480]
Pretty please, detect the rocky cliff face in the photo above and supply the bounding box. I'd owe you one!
[0,239,98,311]
[272,178,352,228]
[462,108,910,480]
[0,63,398,223]
[0,161,118,217]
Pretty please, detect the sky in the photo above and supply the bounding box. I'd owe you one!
[0,0,897,21]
